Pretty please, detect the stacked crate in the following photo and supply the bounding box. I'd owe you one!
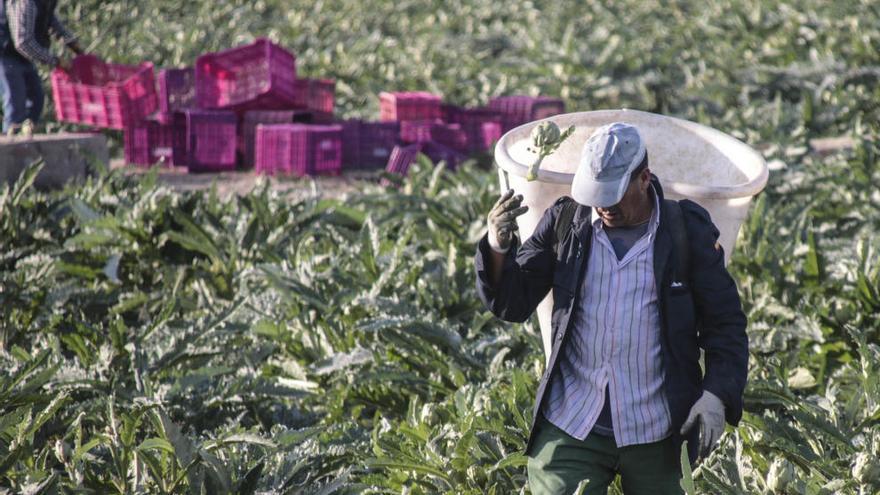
[123,67,195,167]
[487,95,565,133]
[123,119,176,166]
[175,110,239,172]
[54,39,344,175]
[52,40,567,179]
[378,91,535,177]
[241,110,313,168]
[379,91,442,122]
[255,124,343,177]
[293,79,336,123]
[399,119,467,151]
[442,105,503,153]
[195,38,298,111]
[192,38,338,175]
[340,120,401,170]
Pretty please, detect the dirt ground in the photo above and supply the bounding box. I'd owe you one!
[110,159,381,200]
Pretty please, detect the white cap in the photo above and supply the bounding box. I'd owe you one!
[571,122,646,208]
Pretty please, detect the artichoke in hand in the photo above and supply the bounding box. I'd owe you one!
[525,121,574,181]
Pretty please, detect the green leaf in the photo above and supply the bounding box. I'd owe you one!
[803,226,823,284]
[138,437,176,454]
[73,436,108,461]
[679,441,696,495]
[236,461,264,495]
[64,231,117,249]
[68,197,102,224]
[365,458,450,481]
[10,158,44,207]
[208,433,277,449]
[490,453,528,472]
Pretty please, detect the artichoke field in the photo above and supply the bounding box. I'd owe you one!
[2,0,879,493]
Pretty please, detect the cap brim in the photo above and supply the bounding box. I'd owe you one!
[571,167,630,208]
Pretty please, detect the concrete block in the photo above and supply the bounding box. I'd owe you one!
[0,133,109,189]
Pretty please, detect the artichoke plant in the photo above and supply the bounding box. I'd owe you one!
[525,120,575,181]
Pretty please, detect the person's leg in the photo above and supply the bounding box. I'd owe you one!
[617,435,683,495]
[527,415,618,495]
[0,56,30,132]
[21,60,44,124]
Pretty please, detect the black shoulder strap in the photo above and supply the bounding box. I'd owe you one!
[663,199,690,283]
[553,198,578,258]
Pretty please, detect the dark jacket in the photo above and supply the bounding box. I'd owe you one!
[474,176,748,464]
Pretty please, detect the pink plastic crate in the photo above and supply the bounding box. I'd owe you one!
[379,91,442,122]
[340,120,400,170]
[123,118,180,167]
[421,141,466,170]
[158,67,196,114]
[382,143,422,186]
[51,55,158,130]
[487,95,565,133]
[240,110,313,168]
[399,119,467,151]
[480,121,502,152]
[293,78,335,122]
[255,124,343,177]
[443,105,503,152]
[399,118,440,143]
[175,110,238,172]
[196,38,297,111]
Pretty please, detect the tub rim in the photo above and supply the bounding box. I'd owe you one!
[494,108,769,200]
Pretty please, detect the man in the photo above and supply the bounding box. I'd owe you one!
[474,122,748,494]
[0,0,82,132]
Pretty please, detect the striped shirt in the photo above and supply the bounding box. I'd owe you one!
[541,186,673,447]
[7,0,76,66]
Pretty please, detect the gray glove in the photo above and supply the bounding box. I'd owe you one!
[680,390,725,459]
[487,189,528,253]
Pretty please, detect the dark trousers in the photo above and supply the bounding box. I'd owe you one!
[0,55,45,132]
[527,413,684,495]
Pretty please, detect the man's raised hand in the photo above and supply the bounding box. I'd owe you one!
[487,189,528,253]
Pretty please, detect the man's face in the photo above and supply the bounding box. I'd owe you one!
[595,168,652,228]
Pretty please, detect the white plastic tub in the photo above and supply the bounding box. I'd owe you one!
[494,109,768,363]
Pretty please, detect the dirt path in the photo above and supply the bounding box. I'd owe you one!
[111,159,380,200]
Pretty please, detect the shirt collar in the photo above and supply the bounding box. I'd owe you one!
[591,183,661,233]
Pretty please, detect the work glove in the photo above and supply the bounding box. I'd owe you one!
[680,390,725,459]
[487,189,528,253]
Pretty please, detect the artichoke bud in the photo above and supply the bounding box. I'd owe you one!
[419,403,439,425]
[531,121,561,148]
[853,452,880,486]
[766,456,795,492]
[54,439,71,464]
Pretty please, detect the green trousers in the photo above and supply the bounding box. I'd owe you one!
[527,414,683,495]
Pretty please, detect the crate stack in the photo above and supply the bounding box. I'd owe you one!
[50,39,568,180]
[52,38,345,175]
[240,110,313,168]
[340,120,401,171]
[378,92,564,181]
[255,124,343,177]
[487,95,566,133]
